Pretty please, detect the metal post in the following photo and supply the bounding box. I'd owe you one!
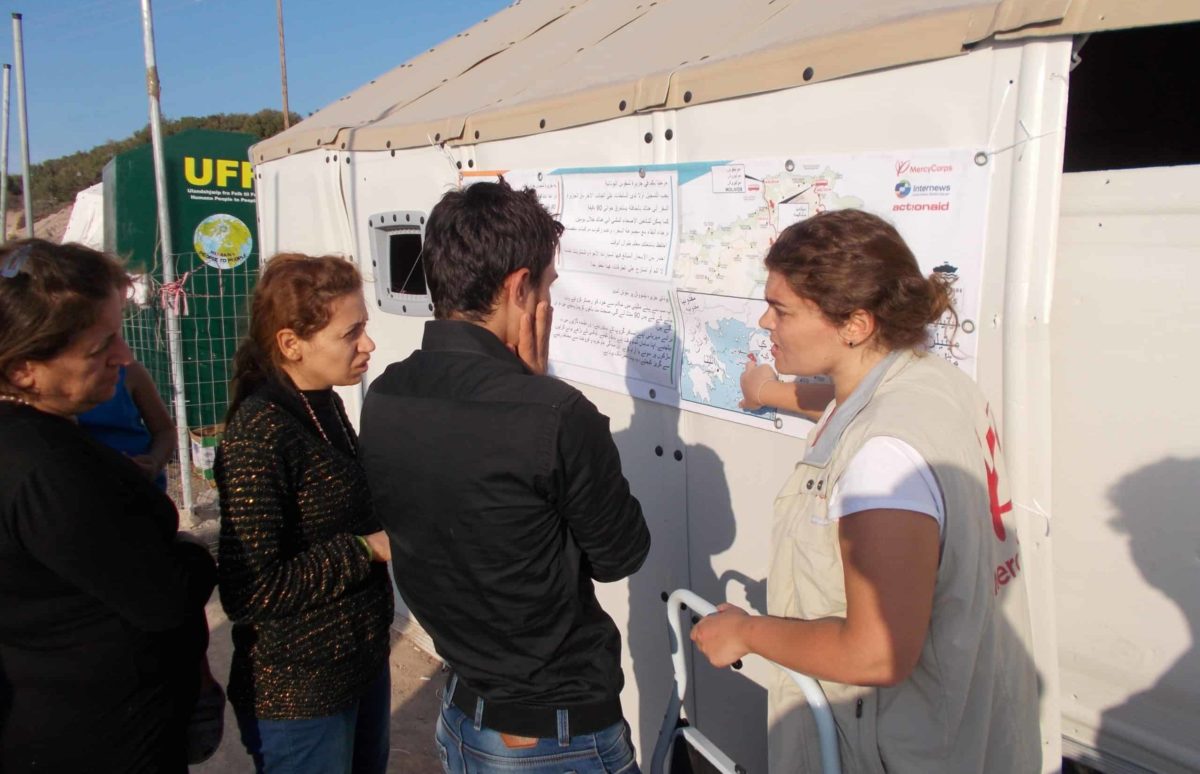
[0,64,10,238]
[11,14,33,237]
[276,0,290,129]
[139,0,193,517]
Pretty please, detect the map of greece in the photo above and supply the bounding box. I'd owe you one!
[678,291,775,420]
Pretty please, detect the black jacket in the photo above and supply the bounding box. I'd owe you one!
[361,321,650,715]
[0,402,215,773]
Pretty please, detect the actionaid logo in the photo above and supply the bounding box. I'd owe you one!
[892,201,950,212]
[895,160,953,176]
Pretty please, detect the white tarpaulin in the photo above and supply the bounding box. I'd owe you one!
[61,182,104,249]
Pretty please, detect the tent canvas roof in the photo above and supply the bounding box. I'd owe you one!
[252,0,1197,163]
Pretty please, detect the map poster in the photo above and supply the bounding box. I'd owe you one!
[484,148,989,437]
[675,149,987,371]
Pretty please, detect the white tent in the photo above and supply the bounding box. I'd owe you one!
[60,182,104,249]
[250,3,1200,772]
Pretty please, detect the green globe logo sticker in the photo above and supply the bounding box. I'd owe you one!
[193,213,253,270]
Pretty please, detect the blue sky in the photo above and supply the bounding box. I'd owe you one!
[0,0,512,165]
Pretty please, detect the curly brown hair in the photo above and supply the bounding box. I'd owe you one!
[0,239,130,396]
[764,209,956,351]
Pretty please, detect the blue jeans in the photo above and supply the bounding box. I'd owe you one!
[435,699,639,774]
[235,665,390,774]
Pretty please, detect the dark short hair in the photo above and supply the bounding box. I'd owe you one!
[422,180,563,320]
[764,209,956,351]
[0,239,130,396]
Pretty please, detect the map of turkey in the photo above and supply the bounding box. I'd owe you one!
[674,161,864,298]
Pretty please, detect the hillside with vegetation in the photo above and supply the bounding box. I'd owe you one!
[6,109,299,226]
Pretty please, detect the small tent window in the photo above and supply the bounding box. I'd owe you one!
[388,233,427,296]
[1064,22,1200,172]
[368,210,431,317]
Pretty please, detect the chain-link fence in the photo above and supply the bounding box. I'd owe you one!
[123,252,258,518]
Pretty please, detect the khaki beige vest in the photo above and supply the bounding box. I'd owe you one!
[767,350,1041,774]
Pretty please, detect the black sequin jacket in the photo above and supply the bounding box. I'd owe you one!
[215,379,394,719]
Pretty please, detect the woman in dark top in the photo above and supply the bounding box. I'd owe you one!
[0,239,217,773]
[216,253,394,774]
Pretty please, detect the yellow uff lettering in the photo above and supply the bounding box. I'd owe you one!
[184,156,213,186]
[185,157,254,189]
[216,159,240,188]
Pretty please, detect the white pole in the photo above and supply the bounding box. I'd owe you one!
[1001,40,1069,770]
[0,64,10,238]
[139,0,193,517]
[11,14,32,237]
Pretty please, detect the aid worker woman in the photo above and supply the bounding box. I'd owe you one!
[691,210,1041,773]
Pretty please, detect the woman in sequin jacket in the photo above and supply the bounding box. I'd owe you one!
[216,254,394,774]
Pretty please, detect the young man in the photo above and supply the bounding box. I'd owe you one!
[360,181,651,773]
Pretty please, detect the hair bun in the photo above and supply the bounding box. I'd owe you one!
[927,270,958,328]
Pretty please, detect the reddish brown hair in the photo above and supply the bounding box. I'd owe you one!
[0,239,130,397]
[226,253,362,419]
[764,209,956,351]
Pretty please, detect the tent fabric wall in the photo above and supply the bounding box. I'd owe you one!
[249,4,1200,771]
[251,0,1197,164]
[253,34,1082,768]
[1052,165,1200,773]
[61,182,104,249]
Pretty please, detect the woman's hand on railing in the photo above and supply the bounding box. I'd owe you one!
[690,602,752,669]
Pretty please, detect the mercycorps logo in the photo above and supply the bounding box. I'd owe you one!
[895,160,953,176]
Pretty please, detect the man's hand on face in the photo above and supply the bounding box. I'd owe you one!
[514,300,553,375]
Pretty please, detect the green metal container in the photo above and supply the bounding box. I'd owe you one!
[103,129,260,430]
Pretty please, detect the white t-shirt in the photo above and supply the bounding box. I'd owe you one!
[828,436,945,535]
